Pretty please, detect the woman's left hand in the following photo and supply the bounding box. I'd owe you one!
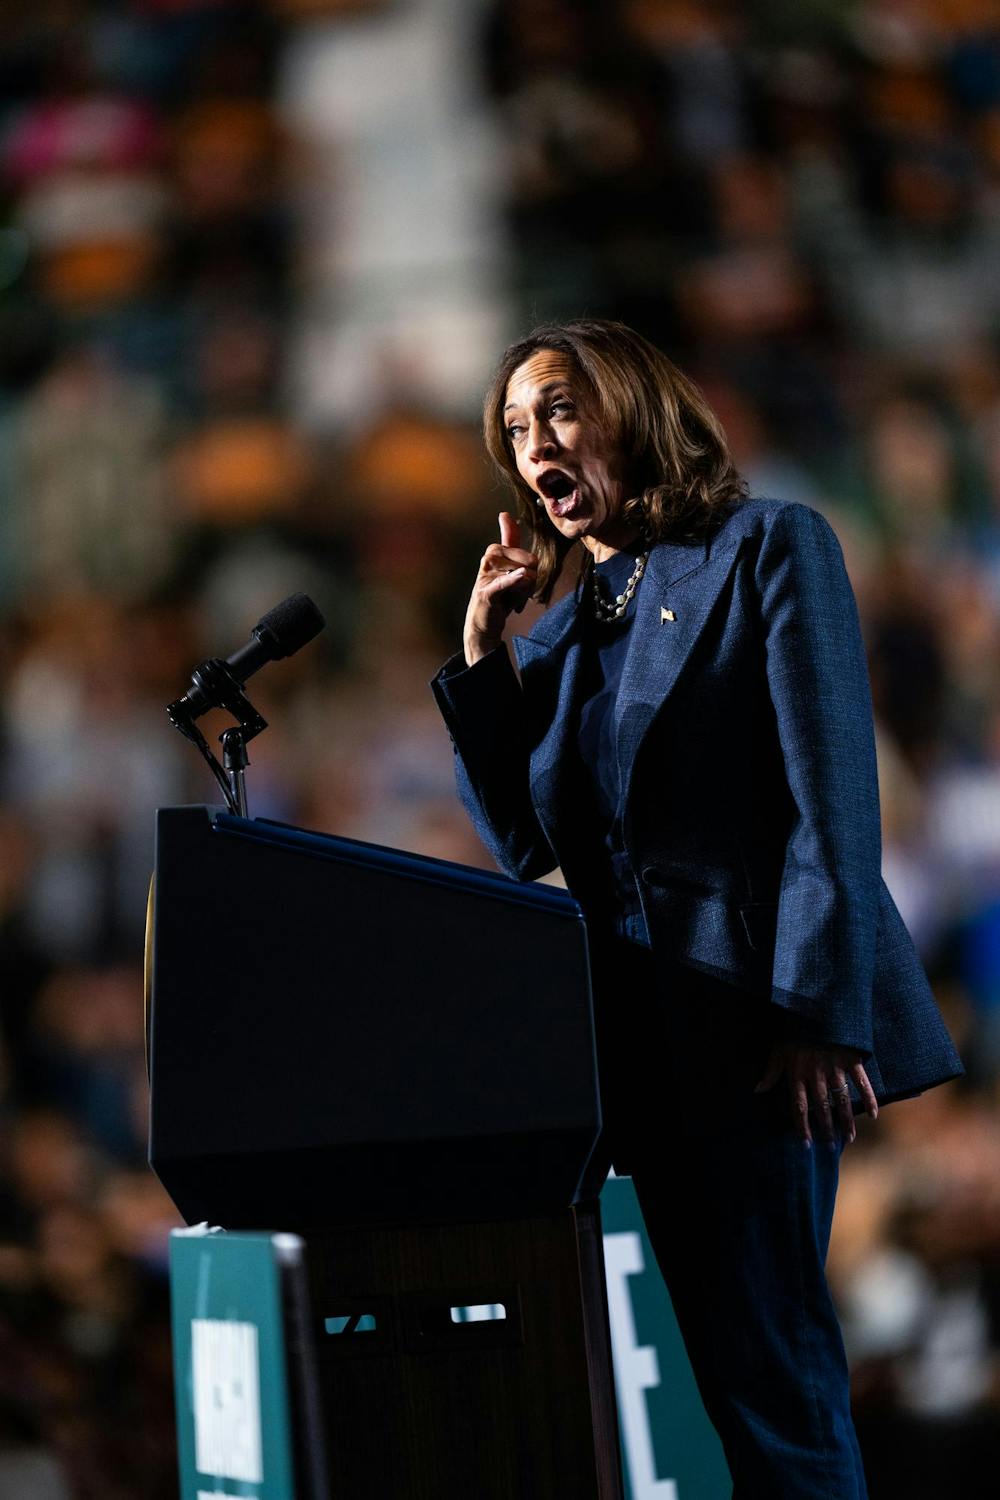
[754,1042,878,1148]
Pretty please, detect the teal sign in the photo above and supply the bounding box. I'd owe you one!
[170,1228,299,1500]
[601,1175,731,1499]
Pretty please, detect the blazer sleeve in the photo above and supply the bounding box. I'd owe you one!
[430,644,558,882]
[755,502,881,1057]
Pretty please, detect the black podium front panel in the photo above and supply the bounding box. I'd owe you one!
[149,807,603,1228]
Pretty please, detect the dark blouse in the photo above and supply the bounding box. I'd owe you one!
[575,544,651,947]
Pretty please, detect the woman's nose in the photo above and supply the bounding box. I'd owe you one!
[527,420,558,461]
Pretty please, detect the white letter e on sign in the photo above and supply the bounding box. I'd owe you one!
[604,1232,679,1500]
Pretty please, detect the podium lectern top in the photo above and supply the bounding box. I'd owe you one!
[149,807,604,1230]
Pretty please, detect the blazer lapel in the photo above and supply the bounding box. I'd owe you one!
[614,530,744,810]
[511,591,585,842]
[509,526,744,853]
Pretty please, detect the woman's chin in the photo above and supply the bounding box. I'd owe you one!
[543,502,623,549]
[548,509,594,542]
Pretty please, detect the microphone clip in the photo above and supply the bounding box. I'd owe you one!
[167,659,268,818]
[167,657,268,738]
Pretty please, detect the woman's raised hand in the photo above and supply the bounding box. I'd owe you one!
[463,511,539,666]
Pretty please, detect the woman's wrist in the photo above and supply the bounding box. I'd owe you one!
[463,633,502,667]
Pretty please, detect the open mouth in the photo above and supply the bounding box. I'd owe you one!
[536,468,580,516]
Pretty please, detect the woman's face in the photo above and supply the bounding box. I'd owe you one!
[503,349,634,553]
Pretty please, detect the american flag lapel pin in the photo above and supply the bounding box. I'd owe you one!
[660,606,676,623]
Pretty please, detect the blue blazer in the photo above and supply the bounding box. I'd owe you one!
[432,496,963,1107]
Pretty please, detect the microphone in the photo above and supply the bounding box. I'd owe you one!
[171,593,326,721]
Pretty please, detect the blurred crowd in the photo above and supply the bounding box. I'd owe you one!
[1,0,1000,1496]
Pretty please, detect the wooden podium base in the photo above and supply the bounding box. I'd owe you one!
[300,1201,623,1500]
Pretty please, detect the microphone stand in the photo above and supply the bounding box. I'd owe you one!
[166,659,268,818]
[221,727,250,818]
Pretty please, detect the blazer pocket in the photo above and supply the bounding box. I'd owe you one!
[639,865,720,896]
[738,900,779,955]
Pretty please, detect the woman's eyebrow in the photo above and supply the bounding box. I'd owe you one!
[503,381,572,413]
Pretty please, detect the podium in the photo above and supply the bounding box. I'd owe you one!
[149,806,623,1499]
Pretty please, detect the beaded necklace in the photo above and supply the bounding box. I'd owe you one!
[589,548,649,623]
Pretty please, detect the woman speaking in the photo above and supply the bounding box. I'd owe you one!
[431,319,962,1498]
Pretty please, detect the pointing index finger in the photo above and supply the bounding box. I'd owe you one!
[498,510,522,550]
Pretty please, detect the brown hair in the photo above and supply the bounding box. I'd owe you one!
[483,318,748,602]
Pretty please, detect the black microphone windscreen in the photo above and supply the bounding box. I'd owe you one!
[254,594,326,658]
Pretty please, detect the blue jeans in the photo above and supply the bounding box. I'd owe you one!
[589,931,869,1500]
